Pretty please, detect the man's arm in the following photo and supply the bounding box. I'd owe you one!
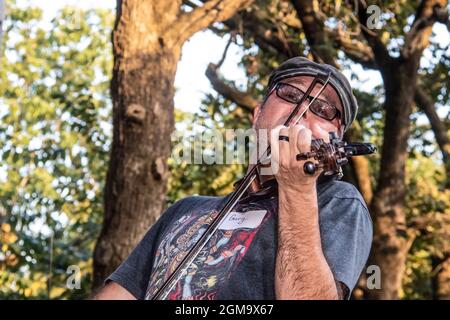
[271,124,341,300]
[275,186,339,299]
[91,282,136,300]
[336,281,350,299]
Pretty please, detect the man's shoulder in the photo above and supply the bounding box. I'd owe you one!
[319,179,367,207]
[172,194,226,212]
[318,179,372,227]
[184,194,226,204]
[159,194,227,224]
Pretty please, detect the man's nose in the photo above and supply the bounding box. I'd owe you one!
[296,106,312,127]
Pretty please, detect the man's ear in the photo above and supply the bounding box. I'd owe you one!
[252,103,262,127]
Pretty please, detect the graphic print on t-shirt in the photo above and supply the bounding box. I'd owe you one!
[145,203,272,300]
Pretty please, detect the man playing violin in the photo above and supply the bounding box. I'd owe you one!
[94,57,373,300]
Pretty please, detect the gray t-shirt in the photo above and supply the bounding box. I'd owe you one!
[106,178,373,300]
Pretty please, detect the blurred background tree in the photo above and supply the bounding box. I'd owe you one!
[0,0,449,299]
[92,0,255,289]
[0,2,113,298]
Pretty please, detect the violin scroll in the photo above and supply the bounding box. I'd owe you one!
[296,132,377,177]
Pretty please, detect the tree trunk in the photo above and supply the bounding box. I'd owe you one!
[365,60,419,299]
[345,122,374,205]
[92,1,182,289]
[432,255,450,300]
[92,0,254,290]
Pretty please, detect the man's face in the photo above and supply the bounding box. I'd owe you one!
[253,75,344,142]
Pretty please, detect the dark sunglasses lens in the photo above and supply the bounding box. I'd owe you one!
[276,83,339,122]
[310,100,337,120]
[277,84,303,104]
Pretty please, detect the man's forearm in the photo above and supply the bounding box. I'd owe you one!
[275,187,338,300]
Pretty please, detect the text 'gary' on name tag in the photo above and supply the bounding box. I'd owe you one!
[218,210,267,231]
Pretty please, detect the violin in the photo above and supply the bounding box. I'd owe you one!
[242,131,376,198]
[149,72,376,300]
[299,132,376,176]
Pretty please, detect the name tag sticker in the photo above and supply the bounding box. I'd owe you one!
[218,210,267,230]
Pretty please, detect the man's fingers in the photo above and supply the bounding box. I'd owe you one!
[297,127,312,154]
[270,125,284,173]
[278,126,290,166]
[271,125,317,175]
[288,124,304,160]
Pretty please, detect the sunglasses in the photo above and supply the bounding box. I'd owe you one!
[270,82,341,122]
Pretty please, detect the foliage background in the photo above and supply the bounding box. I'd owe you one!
[0,1,449,299]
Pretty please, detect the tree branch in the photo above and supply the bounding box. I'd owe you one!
[223,9,303,58]
[182,0,199,9]
[290,0,377,69]
[205,63,257,112]
[402,0,449,60]
[352,0,392,68]
[414,85,450,188]
[205,34,257,112]
[174,0,254,45]
[326,27,377,69]
[291,0,337,67]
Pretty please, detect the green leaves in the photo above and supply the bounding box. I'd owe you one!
[0,3,113,299]
[0,0,447,300]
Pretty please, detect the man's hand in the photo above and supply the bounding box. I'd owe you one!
[270,124,322,191]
